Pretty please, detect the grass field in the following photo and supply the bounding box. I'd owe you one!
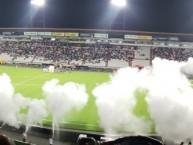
[0,66,151,132]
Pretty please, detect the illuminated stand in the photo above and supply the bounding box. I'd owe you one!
[31,0,46,28]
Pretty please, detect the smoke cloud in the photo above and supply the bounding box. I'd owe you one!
[146,58,193,142]
[93,68,151,134]
[0,73,48,132]
[2,57,193,143]
[93,58,193,142]
[25,99,48,133]
[0,74,89,135]
[181,58,193,76]
[0,73,24,127]
[42,79,89,132]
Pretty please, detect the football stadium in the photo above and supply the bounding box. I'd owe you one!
[1,0,193,145]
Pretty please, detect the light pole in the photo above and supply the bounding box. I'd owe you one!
[30,0,46,28]
[110,0,127,30]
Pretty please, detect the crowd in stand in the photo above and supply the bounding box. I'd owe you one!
[0,41,135,64]
[152,47,193,61]
[1,41,193,64]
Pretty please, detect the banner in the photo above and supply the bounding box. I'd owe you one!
[2,32,13,35]
[153,36,168,41]
[138,35,152,40]
[80,33,94,37]
[64,32,79,37]
[24,32,38,36]
[124,34,138,39]
[37,32,52,36]
[52,32,64,37]
[14,32,24,35]
[168,36,179,41]
[94,33,108,38]
[31,37,42,40]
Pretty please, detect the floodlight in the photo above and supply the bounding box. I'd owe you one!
[31,0,45,6]
[111,0,127,7]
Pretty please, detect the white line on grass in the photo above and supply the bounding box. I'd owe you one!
[11,76,35,78]
[14,73,50,86]
[12,84,42,87]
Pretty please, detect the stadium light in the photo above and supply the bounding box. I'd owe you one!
[30,0,46,27]
[31,0,45,6]
[109,0,127,30]
[111,0,127,7]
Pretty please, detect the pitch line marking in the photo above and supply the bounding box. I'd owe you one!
[13,84,42,87]
[14,73,50,85]
[11,76,35,78]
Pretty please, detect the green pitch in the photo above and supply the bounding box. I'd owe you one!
[0,66,151,132]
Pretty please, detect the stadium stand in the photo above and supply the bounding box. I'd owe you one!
[1,30,193,69]
[0,41,148,67]
[2,40,193,68]
[152,47,193,61]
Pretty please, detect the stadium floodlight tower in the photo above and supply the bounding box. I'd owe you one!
[110,0,127,30]
[30,0,46,28]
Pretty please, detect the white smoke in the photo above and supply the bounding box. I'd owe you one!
[181,58,193,76]
[0,74,89,134]
[0,73,24,127]
[146,58,193,142]
[93,57,193,142]
[93,68,150,134]
[0,73,48,132]
[42,79,89,131]
[2,57,193,143]
[25,99,48,133]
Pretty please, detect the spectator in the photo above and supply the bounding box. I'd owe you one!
[0,134,15,145]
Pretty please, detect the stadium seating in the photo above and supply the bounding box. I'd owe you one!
[1,40,193,68]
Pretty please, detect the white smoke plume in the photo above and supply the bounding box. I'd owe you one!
[146,58,193,143]
[42,79,89,133]
[181,58,193,76]
[93,57,193,143]
[0,73,25,127]
[0,73,48,133]
[25,99,48,133]
[92,68,151,134]
[2,57,193,143]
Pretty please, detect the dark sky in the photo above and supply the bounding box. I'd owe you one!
[0,0,193,33]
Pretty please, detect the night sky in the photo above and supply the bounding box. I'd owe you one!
[0,0,193,33]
